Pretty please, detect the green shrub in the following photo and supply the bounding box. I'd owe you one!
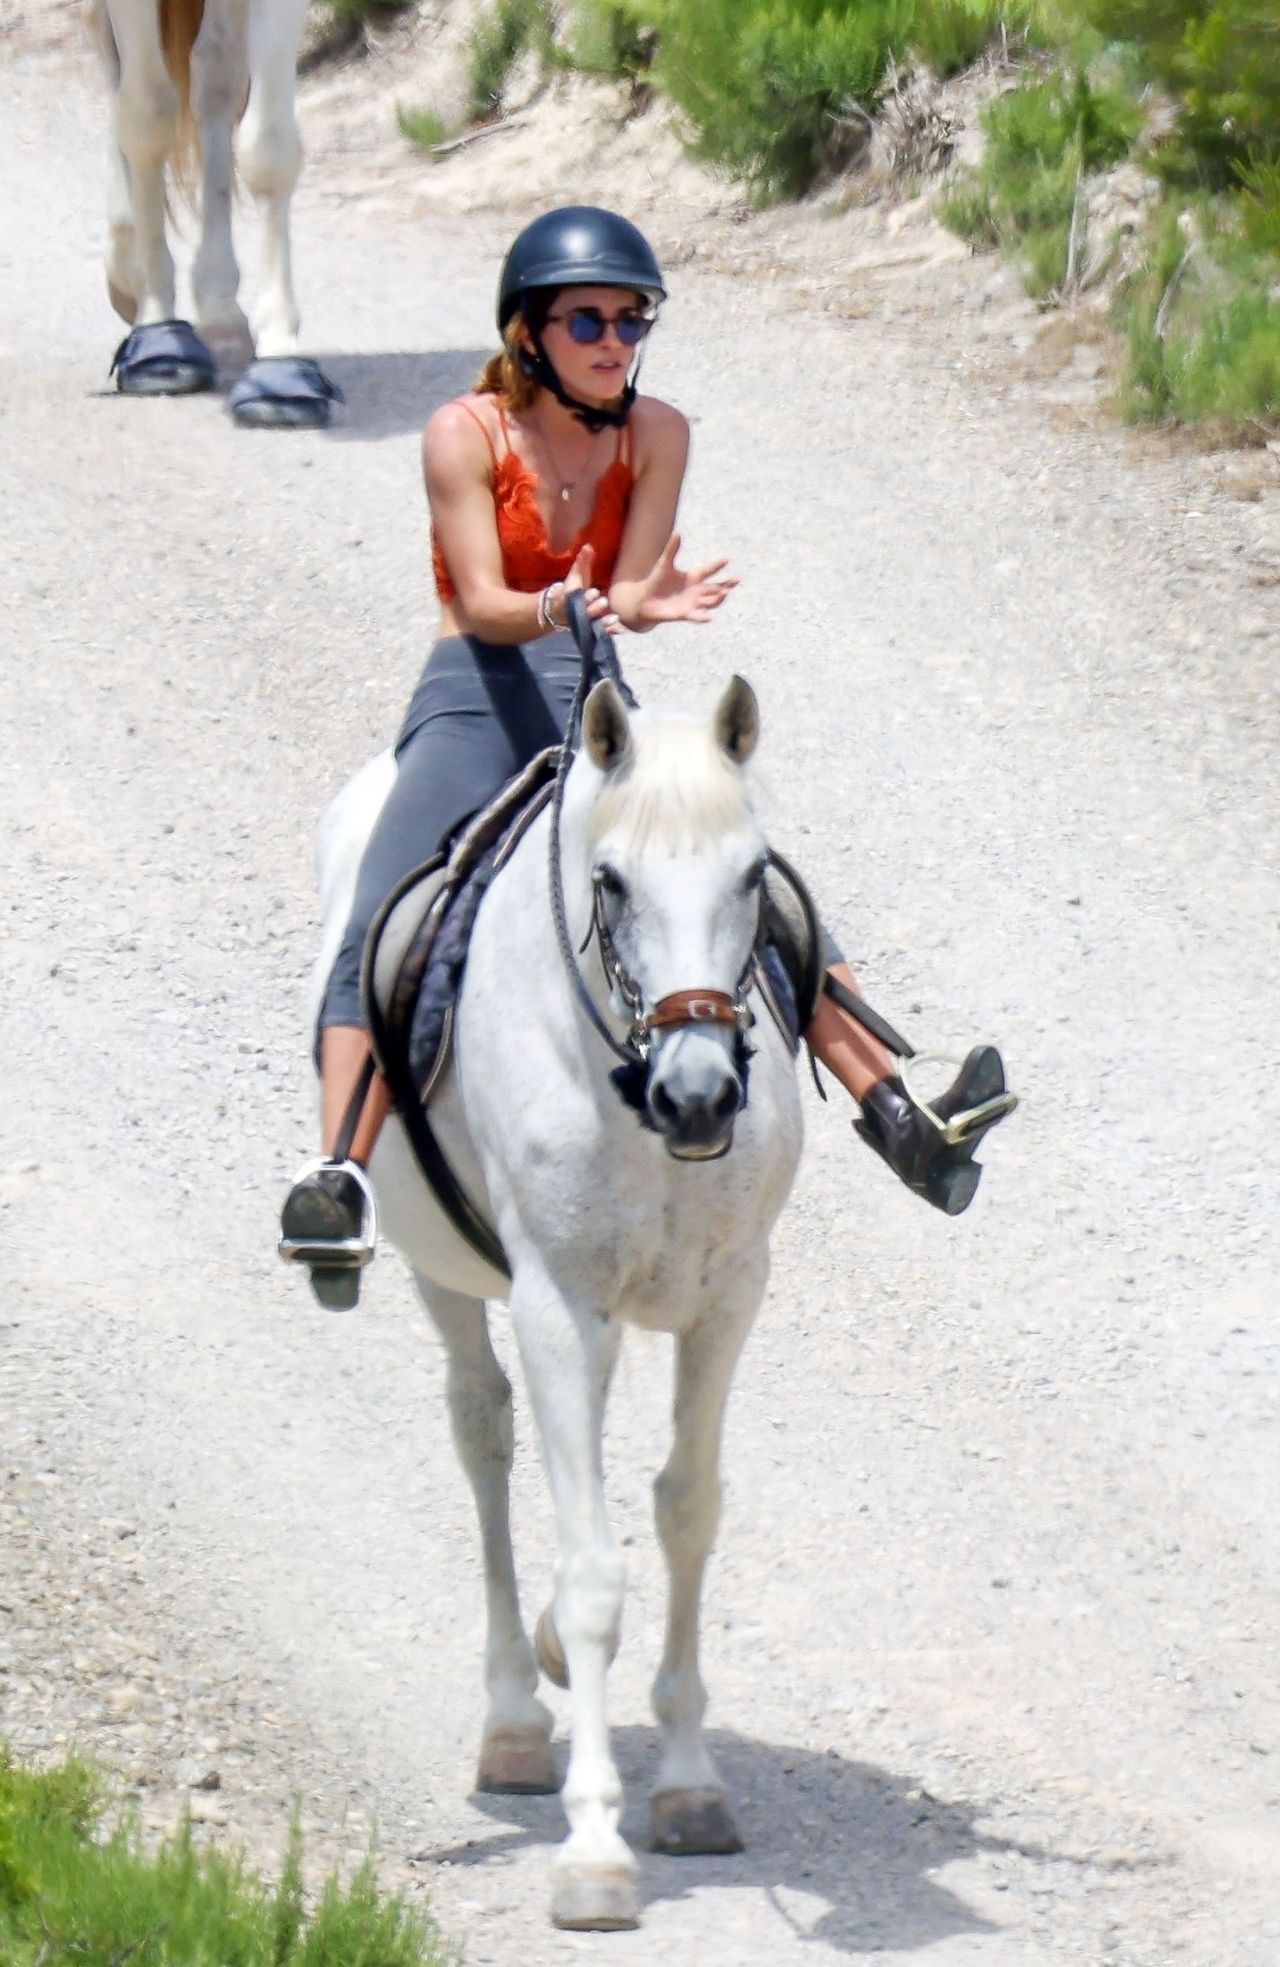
[985,65,1142,178]
[937,178,1001,241]
[1084,0,1280,184]
[941,66,1142,293]
[1235,154,1280,255]
[1119,199,1280,430]
[467,0,556,119]
[567,1,658,80]
[0,1747,452,1967]
[626,0,915,201]
[397,102,450,149]
[910,1,1037,79]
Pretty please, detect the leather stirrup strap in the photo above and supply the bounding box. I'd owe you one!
[361,877,511,1280]
[332,1052,377,1165]
[822,973,916,1062]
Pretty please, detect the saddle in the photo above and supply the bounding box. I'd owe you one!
[361,750,824,1274]
[360,748,561,1278]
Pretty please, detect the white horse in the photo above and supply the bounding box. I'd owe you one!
[310,675,804,1931]
[88,0,338,424]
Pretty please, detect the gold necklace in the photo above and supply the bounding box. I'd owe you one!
[528,416,592,505]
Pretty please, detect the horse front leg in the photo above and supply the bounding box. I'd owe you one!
[88,0,141,322]
[190,0,253,362]
[411,1277,555,1796]
[510,1276,636,1932]
[230,0,339,423]
[101,0,179,325]
[650,1280,762,1857]
[240,0,308,358]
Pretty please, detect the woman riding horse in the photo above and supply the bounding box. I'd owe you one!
[280,206,1016,1306]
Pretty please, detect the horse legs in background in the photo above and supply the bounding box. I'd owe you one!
[93,0,337,419]
[88,0,142,325]
[190,0,252,362]
[96,0,220,394]
[94,0,179,329]
[412,1276,557,1797]
[225,0,341,426]
[649,1280,762,1857]
[240,0,306,359]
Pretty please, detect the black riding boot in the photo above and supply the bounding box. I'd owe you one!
[855,1044,1015,1216]
[279,1160,377,1311]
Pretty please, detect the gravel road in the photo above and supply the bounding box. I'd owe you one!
[3,28,1279,1967]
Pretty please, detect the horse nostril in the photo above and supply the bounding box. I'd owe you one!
[711,1076,742,1125]
[649,1079,680,1131]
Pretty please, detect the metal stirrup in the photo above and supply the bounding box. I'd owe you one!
[899,1054,1019,1148]
[278,1158,379,1270]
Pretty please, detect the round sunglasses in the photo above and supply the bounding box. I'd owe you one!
[545,306,655,348]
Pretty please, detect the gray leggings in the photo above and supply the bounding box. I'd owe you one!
[320,632,583,1031]
[319,629,842,1035]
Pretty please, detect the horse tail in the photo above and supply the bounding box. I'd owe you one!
[158,0,205,192]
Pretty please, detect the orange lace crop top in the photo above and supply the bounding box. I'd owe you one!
[431,398,633,606]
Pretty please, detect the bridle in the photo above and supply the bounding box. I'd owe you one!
[588,870,759,1058]
[551,595,761,1114]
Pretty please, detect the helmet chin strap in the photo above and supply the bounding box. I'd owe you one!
[519,338,641,433]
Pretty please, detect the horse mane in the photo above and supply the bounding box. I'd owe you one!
[587,716,753,856]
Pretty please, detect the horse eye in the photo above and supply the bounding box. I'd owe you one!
[742,857,768,895]
[594,864,627,903]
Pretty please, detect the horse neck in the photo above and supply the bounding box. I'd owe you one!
[499,791,608,1023]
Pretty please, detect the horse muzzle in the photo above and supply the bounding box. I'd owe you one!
[645,1029,745,1161]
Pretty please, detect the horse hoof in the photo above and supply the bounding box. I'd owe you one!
[534,1609,569,1689]
[110,319,215,396]
[475,1730,558,1795]
[227,356,341,429]
[649,1788,744,1856]
[551,1867,640,1932]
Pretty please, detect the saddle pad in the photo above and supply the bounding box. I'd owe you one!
[364,747,561,1108]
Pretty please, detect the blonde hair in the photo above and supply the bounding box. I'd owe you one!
[474,311,539,412]
[589,718,752,856]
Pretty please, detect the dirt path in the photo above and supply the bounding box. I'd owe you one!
[3,25,1280,1967]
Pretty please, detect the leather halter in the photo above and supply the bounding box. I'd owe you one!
[586,870,758,1067]
[552,596,760,1113]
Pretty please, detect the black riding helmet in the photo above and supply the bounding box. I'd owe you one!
[497,206,666,432]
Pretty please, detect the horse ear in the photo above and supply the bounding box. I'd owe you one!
[714,675,759,766]
[582,679,634,773]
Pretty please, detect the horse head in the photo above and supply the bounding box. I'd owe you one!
[570,672,767,1160]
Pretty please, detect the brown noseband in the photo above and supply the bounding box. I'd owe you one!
[643,990,744,1037]
[590,881,758,1062]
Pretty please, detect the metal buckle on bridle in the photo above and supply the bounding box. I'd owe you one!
[899,1053,1016,1148]
[588,884,650,1061]
[593,874,759,1056]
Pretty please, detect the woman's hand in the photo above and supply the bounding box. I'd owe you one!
[632,533,737,627]
[562,543,621,635]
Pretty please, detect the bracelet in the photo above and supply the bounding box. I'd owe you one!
[538,581,566,632]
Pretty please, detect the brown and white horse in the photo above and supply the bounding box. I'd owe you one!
[89,0,339,423]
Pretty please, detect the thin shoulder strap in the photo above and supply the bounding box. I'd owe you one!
[494,398,514,457]
[456,396,500,464]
